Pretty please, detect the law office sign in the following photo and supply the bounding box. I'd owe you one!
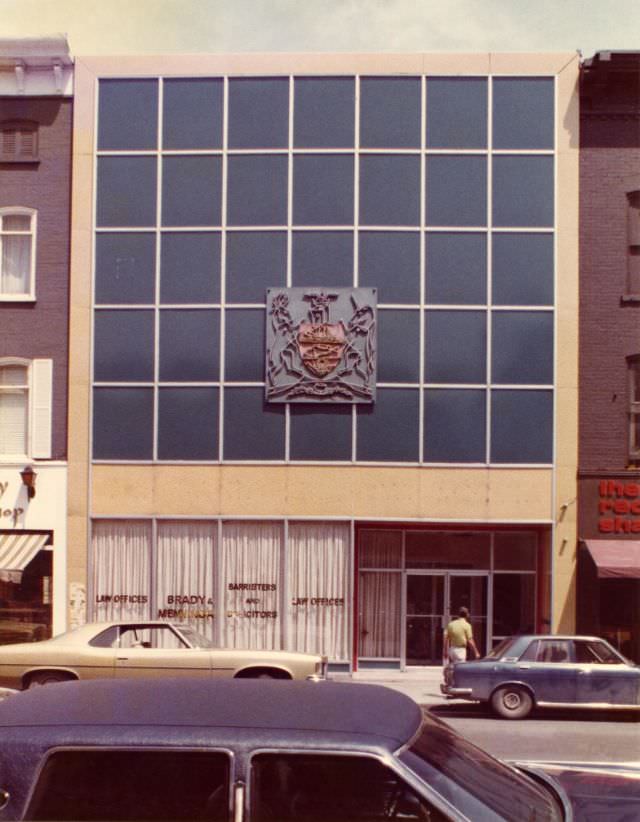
[266,288,377,403]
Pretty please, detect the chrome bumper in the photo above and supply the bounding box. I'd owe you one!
[440,683,473,698]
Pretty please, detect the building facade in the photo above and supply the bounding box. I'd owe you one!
[578,51,640,663]
[68,53,580,670]
[0,36,73,642]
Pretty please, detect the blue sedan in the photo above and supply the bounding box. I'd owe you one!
[441,634,640,719]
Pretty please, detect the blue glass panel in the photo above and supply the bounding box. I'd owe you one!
[228,78,288,149]
[158,388,218,460]
[292,232,353,287]
[359,155,420,227]
[357,388,419,461]
[94,310,154,382]
[493,78,554,150]
[163,78,223,149]
[491,389,552,463]
[293,155,354,226]
[426,156,487,227]
[492,233,553,306]
[159,309,220,381]
[227,155,288,226]
[223,387,285,460]
[225,309,265,382]
[491,311,554,384]
[294,77,355,147]
[424,388,486,462]
[95,233,156,305]
[378,310,420,382]
[359,232,420,304]
[160,232,220,304]
[98,79,158,150]
[226,232,287,303]
[425,310,486,383]
[162,156,222,227]
[426,78,487,149]
[425,232,486,305]
[96,157,157,228]
[93,388,153,460]
[493,156,553,228]
[290,404,352,460]
[360,77,421,148]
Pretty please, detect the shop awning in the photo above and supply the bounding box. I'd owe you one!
[583,539,640,579]
[0,532,51,584]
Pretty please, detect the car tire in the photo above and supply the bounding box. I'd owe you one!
[490,685,533,719]
[26,672,74,689]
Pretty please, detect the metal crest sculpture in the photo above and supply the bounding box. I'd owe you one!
[266,287,377,403]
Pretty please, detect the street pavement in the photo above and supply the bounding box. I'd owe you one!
[332,666,448,704]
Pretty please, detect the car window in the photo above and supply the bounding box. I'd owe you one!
[25,749,230,821]
[89,626,120,647]
[118,625,187,649]
[485,637,518,660]
[250,752,447,822]
[519,640,540,661]
[400,710,562,822]
[575,640,624,664]
[534,640,571,663]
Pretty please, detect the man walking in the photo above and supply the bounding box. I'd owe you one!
[443,606,480,663]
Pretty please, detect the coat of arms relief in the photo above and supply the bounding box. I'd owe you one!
[265,288,377,403]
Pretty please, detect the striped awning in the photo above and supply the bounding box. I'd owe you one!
[0,532,51,584]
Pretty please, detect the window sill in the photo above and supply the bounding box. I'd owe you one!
[0,296,35,303]
[621,294,640,304]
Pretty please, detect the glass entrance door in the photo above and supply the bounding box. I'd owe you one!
[405,572,488,666]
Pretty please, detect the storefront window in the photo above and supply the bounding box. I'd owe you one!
[156,521,216,640]
[493,532,537,570]
[492,574,535,639]
[0,548,51,644]
[220,521,282,650]
[406,532,490,569]
[92,520,151,621]
[359,530,402,568]
[358,571,401,658]
[288,522,349,661]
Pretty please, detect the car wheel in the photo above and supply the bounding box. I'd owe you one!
[27,672,73,689]
[491,685,533,719]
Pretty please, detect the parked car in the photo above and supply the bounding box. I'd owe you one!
[441,634,640,719]
[0,678,638,821]
[0,621,327,689]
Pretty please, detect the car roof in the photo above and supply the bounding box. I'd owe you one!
[0,679,423,749]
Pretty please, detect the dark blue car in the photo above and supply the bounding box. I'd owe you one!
[441,634,640,719]
[0,678,639,820]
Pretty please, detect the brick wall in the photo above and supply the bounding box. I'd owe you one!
[0,98,72,460]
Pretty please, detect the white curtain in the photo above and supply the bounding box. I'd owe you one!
[358,571,401,658]
[92,521,151,621]
[359,530,402,568]
[156,521,216,641]
[0,365,28,455]
[287,522,350,661]
[221,522,282,650]
[1,214,32,294]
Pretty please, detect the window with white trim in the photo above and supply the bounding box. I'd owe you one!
[630,356,640,464]
[0,208,36,299]
[0,359,52,459]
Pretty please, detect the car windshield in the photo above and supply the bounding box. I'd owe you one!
[484,637,518,660]
[400,710,563,821]
[175,625,214,649]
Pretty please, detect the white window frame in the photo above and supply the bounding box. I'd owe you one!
[629,355,640,464]
[0,357,52,460]
[0,206,37,301]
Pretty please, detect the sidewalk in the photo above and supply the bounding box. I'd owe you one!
[331,667,448,706]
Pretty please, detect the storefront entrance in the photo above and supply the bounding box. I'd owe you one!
[405,573,488,666]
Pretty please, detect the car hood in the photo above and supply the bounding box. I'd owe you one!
[514,760,640,821]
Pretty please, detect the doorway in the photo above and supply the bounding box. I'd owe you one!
[405,572,488,666]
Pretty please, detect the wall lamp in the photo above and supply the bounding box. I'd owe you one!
[20,465,37,500]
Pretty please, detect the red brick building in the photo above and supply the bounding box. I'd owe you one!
[578,51,640,662]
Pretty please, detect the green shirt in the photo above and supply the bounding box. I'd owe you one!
[446,617,472,648]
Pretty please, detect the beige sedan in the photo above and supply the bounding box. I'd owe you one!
[0,621,328,689]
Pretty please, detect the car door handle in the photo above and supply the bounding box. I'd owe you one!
[578,669,590,675]
[517,664,531,669]
[116,656,129,661]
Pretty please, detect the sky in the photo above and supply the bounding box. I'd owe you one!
[0,0,638,59]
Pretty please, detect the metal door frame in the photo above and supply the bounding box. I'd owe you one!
[402,570,491,668]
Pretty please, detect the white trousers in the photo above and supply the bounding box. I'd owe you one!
[448,646,467,663]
